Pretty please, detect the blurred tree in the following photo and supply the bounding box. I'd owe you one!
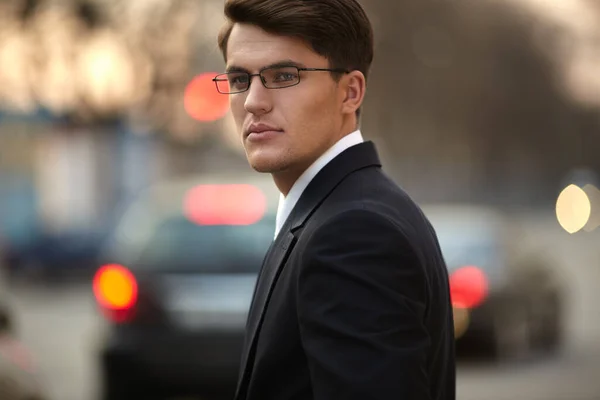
[361,0,600,205]
[0,0,203,140]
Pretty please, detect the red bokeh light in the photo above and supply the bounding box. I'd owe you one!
[184,72,230,122]
[449,265,489,309]
[183,184,267,226]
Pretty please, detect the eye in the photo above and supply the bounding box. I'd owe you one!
[228,73,249,88]
[272,71,297,82]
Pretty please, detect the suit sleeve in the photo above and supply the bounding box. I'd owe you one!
[297,209,431,400]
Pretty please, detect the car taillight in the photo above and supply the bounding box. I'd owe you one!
[93,264,138,322]
[449,265,489,309]
[183,184,267,226]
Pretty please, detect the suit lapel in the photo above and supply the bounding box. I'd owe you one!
[235,225,298,399]
[235,141,382,399]
[288,141,382,231]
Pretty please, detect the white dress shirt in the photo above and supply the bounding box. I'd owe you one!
[274,129,364,239]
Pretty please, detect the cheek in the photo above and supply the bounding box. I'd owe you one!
[284,87,333,125]
[294,90,337,131]
[230,95,247,127]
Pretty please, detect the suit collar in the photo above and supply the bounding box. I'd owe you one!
[274,130,364,238]
[288,140,381,232]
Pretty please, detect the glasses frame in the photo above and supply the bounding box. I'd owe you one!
[212,66,349,94]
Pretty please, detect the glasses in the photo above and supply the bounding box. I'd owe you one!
[213,66,349,94]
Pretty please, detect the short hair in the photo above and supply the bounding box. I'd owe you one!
[217,0,374,84]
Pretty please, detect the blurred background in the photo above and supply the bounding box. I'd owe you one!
[0,0,598,399]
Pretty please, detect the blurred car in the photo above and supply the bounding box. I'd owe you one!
[422,204,564,360]
[0,269,47,400]
[3,227,110,282]
[93,175,279,400]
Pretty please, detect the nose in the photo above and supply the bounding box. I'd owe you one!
[244,76,272,116]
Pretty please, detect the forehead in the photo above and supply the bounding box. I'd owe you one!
[226,23,325,70]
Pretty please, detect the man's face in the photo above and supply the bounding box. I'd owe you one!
[225,23,345,178]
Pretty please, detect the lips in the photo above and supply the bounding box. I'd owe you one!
[245,123,283,138]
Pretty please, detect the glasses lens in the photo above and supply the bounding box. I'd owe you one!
[214,75,230,93]
[215,72,249,93]
[261,67,300,89]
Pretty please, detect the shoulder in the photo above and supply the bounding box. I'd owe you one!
[297,207,430,308]
[309,207,405,239]
[300,169,441,265]
[315,168,433,240]
[302,207,417,263]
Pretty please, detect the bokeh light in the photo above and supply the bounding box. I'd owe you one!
[582,184,600,232]
[556,184,591,233]
[183,184,267,226]
[183,72,230,122]
[449,265,489,309]
[92,264,138,310]
[453,307,471,339]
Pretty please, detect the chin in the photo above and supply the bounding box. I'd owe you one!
[244,147,285,173]
[248,158,284,174]
[246,153,287,174]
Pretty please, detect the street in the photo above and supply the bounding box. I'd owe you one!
[6,213,600,400]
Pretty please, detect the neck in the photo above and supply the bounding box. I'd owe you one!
[272,123,359,196]
[272,166,304,197]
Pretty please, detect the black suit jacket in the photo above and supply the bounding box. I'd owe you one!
[235,141,456,400]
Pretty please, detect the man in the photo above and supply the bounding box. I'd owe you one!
[214,0,456,399]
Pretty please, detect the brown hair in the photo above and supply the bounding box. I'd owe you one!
[217,0,374,83]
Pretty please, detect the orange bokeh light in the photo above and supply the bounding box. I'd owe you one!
[93,264,138,311]
[184,72,230,122]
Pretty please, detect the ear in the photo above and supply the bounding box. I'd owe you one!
[340,70,366,116]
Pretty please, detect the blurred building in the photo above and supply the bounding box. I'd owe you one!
[0,0,598,244]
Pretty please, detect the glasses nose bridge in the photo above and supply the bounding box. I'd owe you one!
[243,72,273,113]
[247,72,267,90]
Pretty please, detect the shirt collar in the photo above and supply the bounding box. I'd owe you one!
[274,129,364,238]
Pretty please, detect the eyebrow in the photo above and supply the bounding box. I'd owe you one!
[225,59,307,73]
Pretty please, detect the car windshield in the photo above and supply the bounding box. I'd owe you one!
[434,229,502,270]
[122,215,275,273]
